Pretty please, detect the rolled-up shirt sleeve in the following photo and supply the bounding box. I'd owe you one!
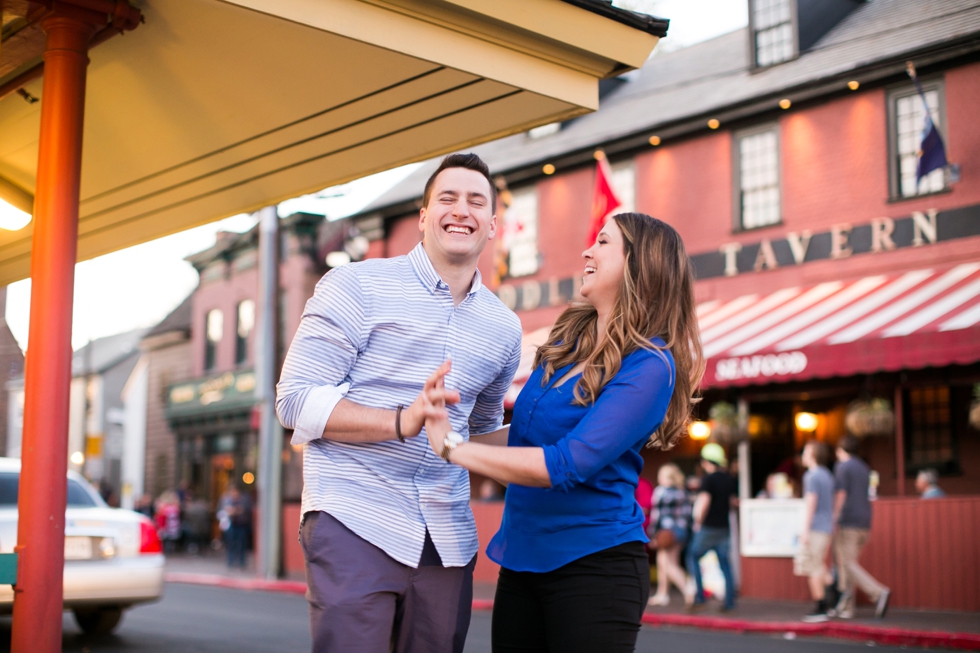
[276,265,367,445]
[543,350,675,492]
[468,336,521,436]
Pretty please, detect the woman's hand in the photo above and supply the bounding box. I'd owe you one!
[420,361,460,456]
[401,360,460,437]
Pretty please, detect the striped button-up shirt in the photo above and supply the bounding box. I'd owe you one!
[276,243,522,568]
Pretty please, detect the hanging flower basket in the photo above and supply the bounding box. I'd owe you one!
[708,402,743,444]
[845,398,895,437]
[969,384,980,431]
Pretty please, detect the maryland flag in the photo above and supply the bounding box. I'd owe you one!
[587,154,621,246]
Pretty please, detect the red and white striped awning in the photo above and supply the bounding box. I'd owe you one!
[504,262,980,404]
[701,263,980,388]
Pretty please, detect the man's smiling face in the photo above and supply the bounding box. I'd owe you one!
[419,167,496,266]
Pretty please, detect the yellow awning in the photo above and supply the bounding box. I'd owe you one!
[0,0,660,285]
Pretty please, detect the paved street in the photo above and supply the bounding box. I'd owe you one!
[0,583,929,652]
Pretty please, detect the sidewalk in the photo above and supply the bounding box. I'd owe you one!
[642,594,980,650]
[164,554,980,650]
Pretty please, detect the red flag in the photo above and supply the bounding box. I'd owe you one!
[588,156,621,246]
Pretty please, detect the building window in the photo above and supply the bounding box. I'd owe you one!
[735,127,781,230]
[235,300,255,365]
[905,386,956,473]
[610,161,635,214]
[752,0,795,67]
[888,80,947,199]
[502,187,538,278]
[205,309,223,371]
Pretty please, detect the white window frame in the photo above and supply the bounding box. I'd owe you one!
[733,124,782,231]
[886,78,948,200]
[610,160,636,215]
[749,0,798,68]
[503,186,539,279]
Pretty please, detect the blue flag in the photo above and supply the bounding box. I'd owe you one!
[907,62,948,183]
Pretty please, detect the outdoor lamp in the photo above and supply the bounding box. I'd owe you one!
[542,164,556,175]
[795,412,819,432]
[0,199,31,231]
[688,420,711,440]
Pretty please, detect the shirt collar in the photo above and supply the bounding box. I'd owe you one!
[408,242,483,296]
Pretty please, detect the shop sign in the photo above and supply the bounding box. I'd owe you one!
[496,275,583,312]
[714,351,808,383]
[166,370,257,418]
[691,203,980,280]
[740,499,805,557]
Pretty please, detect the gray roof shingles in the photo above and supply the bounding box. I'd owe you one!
[359,0,980,215]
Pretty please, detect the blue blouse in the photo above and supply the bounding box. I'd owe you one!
[486,341,675,573]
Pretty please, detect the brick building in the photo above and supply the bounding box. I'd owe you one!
[348,0,980,610]
[144,212,335,521]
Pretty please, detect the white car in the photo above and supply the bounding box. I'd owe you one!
[0,457,165,634]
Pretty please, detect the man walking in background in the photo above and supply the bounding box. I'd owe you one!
[795,441,835,622]
[276,153,522,653]
[832,436,891,620]
[688,443,738,611]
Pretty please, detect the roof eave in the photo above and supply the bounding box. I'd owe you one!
[559,0,669,38]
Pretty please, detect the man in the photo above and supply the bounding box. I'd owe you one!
[795,441,835,622]
[916,468,946,499]
[687,442,738,611]
[832,435,890,620]
[276,153,522,653]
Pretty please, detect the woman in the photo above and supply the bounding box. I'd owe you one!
[647,463,692,607]
[422,213,704,653]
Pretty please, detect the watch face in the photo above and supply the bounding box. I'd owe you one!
[447,431,464,445]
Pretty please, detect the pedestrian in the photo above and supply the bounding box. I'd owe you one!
[420,212,704,653]
[217,485,250,568]
[276,153,522,653]
[795,441,836,622]
[648,463,692,607]
[154,490,181,553]
[832,435,890,619]
[915,468,946,499]
[687,442,737,611]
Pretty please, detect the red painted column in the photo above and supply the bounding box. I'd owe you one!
[11,11,96,653]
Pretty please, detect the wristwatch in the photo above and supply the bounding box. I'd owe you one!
[441,431,464,461]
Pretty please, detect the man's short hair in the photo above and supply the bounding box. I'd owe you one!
[918,468,939,485]
[422,153,496,212]
[806,441,830,467]
[838,435,860,455]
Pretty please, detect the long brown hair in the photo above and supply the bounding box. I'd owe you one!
[533,213,704,449]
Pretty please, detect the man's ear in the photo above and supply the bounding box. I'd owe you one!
[418,206,427,233]
[487,214,497,240]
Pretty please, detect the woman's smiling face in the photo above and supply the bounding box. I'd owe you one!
[580,217,627,310]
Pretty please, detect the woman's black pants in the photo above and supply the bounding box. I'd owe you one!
[491,541,650,653]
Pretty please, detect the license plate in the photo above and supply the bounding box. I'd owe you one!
[64,536,93,560]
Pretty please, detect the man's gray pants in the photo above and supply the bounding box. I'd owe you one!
[300,511,474,653]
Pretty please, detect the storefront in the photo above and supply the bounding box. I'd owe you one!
[165,370,259,516]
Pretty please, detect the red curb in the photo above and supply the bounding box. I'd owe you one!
[640,612,980,651]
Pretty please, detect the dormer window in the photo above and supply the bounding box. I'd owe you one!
[752,0,795,67]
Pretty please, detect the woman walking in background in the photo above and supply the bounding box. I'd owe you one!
[421,212,704,653]
[648,463,692,606]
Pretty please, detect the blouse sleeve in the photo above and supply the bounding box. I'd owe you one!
[542,349,675,493]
